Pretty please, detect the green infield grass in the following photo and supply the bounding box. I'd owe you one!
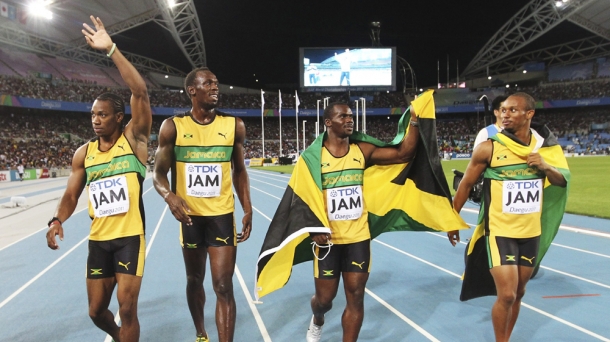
[439,157,609,218]
[252,156,610,218]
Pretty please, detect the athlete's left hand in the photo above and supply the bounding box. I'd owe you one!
[527,152,548,171]
[237,212,252,243]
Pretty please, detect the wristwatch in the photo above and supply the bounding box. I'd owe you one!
[48,217,62,228]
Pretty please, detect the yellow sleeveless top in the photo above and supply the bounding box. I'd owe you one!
[85,133,146,241]
[482,137,546,238]
[172,112,235,216]
[321,144,369,244]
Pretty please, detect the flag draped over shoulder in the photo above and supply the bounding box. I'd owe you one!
[460,123,571,301]
[255,90,468,300]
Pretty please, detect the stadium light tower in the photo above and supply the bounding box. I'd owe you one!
[370,22,381,47]
[369,21,416,95]
[303,120,307,149]
[316,100,321,137]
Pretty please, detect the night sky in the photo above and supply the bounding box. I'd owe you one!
[113,0,560,90]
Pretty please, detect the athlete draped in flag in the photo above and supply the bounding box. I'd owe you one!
[448,92,569,342]
[255,90,468,342]
[302,101,419,341]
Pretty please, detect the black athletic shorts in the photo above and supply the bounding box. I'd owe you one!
[87,235,145,279]
[180,213,236,249]
[487,235,540,268]
[314,239,371,279]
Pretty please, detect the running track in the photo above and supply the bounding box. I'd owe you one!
[0,169,609,341]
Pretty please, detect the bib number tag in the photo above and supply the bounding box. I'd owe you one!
[89,175,129,218]
[327,185,363,221]
[185,163,222,198]
[502,179,542,214]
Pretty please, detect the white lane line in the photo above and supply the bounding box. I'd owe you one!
[374,240,461,278]
[235,265,272,342]
[522,303,610,341]
[426,231,610,289]
[251,186,282,200]
[551,243,610,259]
[251,204,437,341]
[250,179,288,190]
[461,208,610,239]
[0,234,89,309]
[365,289,440,342]
[540,266,610,290]
[253,206,273,221]
[247,169,291,179]
[1,180,156,253]
[375,238,610,341]
[104,201,169,342]
[249,173,291,182]
[0,204,88,252]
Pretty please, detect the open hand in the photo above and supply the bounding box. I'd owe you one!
[82,16,113,54]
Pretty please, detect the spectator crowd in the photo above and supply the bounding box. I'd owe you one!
[1,74,610,171]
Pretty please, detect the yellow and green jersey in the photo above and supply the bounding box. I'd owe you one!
[85,133,147,241]
[321,144,368,244]
[172,112,235,216]
[480,131,546,238]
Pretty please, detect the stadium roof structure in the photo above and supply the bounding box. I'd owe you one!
[462,0,610,79]
[0,0,206,77]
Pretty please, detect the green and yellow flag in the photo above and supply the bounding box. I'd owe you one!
[255,90,468,300]
[460,124,570,301]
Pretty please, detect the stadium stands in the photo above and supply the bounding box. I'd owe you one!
[1,46,609,167]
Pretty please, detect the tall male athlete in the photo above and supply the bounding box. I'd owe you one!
[153,67,252,342]
[448,92,568,342]
[46,16,152,342]
[305,102,419,342]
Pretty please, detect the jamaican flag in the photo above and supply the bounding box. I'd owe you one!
[460,123,571,301]
[254,90,468,300]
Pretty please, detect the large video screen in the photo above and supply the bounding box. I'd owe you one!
[299,47,396,92]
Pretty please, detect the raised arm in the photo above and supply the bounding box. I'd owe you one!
[82,16,152,152]
[232,117,253,242]
[360,106,419,166]
[46,144,87,250]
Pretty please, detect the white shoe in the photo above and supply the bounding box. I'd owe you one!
[306,315,322,342]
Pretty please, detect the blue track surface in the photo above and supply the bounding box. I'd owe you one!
[1,169,609,341]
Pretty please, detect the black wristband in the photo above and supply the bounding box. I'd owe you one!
[48,217,62,228]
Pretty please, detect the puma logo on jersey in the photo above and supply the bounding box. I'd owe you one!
[216,236,230,244]
[118,143,125,151]
[218,132,227,139]
[351,261,366,269]
[118,261,130,270]
[520,255,535,265]
[353,158,362,164]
